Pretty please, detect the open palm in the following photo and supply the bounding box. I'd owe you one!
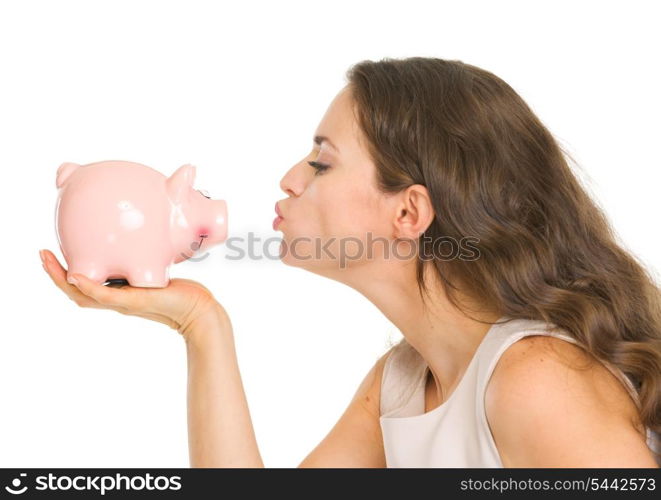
[39,249,222,338]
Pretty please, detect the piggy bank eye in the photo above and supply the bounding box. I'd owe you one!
[197,189,211,199]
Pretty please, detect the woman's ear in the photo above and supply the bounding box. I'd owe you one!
[392,184,435,239]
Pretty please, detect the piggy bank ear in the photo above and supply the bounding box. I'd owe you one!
[166,164,196,203]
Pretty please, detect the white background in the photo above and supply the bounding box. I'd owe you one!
[1,0,659,467]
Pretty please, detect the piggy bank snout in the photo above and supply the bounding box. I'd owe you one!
[211,199,228,242]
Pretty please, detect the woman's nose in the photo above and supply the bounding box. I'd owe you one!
[279,163,305,197]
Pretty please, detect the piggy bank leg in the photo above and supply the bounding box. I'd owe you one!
[125,266,170,288]
[66,264,111,286]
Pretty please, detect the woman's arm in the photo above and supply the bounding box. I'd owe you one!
[40,248,265,467]
[183,307,391,468]
[485,335,659,467]
[40,248,388,468]
[182,307,264,467]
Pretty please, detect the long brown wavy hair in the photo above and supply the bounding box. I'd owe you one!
[345,56,661,461]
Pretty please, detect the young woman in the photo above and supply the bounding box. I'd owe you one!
[40,57,660,467]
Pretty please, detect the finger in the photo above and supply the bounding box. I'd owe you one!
[68,272,146,311]
[40,249,101,308]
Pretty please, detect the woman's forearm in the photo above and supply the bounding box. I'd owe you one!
[183,307,264,467]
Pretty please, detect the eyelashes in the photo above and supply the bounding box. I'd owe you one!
[307,160,330,175]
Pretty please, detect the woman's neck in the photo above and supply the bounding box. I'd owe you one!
[349,259,501,400]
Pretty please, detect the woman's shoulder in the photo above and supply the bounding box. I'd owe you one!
[352,341,402,417]
[484,334,655,467]
[486,334,642,427]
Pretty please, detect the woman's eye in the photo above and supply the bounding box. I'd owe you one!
[307,160,330,175]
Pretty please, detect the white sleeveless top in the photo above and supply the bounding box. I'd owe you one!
[379,316,661,467]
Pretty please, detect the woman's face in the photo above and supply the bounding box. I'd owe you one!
[276,86,399,276]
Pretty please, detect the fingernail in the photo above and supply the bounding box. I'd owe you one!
[39,250,46,264]
[67,275,79,286]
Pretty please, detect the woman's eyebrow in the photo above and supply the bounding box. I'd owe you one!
[314,135,340,153]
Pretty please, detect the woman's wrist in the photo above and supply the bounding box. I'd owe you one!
[179,303,233,347]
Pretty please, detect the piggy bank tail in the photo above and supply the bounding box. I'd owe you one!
[56,162,81,188]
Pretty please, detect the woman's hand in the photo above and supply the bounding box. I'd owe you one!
[39,249,262,467]
[39,248,225,341]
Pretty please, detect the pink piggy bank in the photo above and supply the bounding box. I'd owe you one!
[54,160,228,288]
